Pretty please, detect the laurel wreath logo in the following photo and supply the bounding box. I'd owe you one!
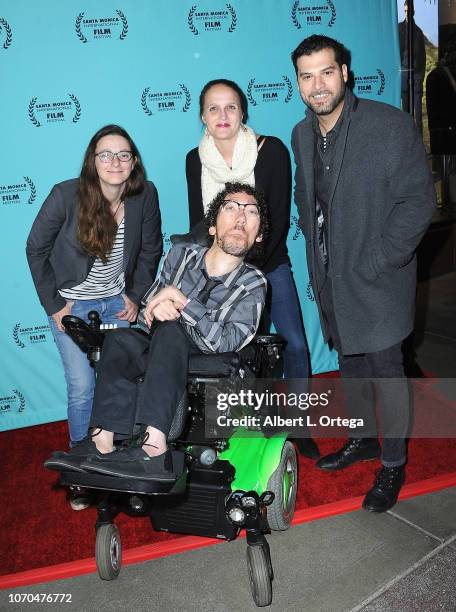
[283,76,293,103]
[188,5,198,35]
[226,3,237,32]
[246,79,257,107]
[291,1,301,29]
[24,176,36,204]
[116,10,128,40]
[180,84,191,112]
[75,12,87,43]
[28,98,40,128]
[327,0,336,27]
[0,17,12,49]
[306,281,315,302]
[13,323,25,349]
[377,69,386,95]
[291,216,303,241]
[68,93,81,123]
[13,389,26,412]
[141,87,153,116]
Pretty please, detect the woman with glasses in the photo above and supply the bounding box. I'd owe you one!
[27,124,162,507]
[185,79,317,459]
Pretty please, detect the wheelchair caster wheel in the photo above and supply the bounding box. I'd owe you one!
[266,441,297,531]
[246,545,272,607]
[96,523,122,580]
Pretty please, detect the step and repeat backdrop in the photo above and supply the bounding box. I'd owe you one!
[0,0,400,430]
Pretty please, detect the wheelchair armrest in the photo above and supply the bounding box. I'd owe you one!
[187,334,285,379]
[188,352,241,378]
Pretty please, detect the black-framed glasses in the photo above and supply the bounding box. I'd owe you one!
[95,150,133,163]
[221,199,260,218]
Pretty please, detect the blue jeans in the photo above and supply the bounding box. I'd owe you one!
[265,264,310,379]
[48,294,130,445]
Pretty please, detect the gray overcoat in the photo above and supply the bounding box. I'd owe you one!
[291,90,436,354]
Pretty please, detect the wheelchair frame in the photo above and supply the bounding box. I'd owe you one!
[57,312,298,607]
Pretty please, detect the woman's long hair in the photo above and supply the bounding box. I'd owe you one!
[77,124,146,262]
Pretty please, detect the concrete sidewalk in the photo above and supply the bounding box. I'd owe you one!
[2,488,455,612]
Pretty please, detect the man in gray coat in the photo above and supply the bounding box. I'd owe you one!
[291,34,436,512]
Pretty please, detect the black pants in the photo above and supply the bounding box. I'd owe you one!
[90,321,201,436]
[338,345,409,466]
[319,274,408,467]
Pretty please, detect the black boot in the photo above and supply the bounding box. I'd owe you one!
[316,438,380,471]
[362,465,406,513]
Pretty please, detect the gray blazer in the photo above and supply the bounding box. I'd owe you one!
[26,178,163,315]
[291,90,436,354]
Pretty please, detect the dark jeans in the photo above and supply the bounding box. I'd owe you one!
[91,322,201,436]
[319,274,408,467]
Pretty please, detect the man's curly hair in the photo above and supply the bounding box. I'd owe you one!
[205,182,269,262]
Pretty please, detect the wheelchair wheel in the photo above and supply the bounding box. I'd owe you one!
[96,523,122,580]
[246,545,272,607]
[266,441,297,531]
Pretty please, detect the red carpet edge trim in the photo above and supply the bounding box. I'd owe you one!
[1,471,455,590]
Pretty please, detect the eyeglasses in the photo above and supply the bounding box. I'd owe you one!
[95,150,133,163]
[221,200,260,219]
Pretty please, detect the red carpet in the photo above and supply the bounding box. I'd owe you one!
[1,378,455,587]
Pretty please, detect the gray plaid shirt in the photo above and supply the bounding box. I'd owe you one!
[138,243,267,353]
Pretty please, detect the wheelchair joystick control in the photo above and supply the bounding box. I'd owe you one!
[88,311,102,330]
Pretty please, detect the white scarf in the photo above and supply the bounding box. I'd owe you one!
[199,125,258,212]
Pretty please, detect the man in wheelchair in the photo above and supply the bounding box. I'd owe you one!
[47,182,268,481]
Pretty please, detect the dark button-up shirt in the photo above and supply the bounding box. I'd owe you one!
[138,243,267,353]
[312,91,350,266]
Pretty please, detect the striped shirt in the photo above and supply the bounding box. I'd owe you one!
[138,243,267,354]
[60,219,125,300]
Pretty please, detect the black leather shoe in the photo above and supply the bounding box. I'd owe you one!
[294,438,320,460]
[362,465,406,513]
[316,438,380,471]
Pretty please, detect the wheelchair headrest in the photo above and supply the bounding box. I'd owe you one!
[170,219,211,248]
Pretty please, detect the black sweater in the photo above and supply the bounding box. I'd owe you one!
[185,136,291,274]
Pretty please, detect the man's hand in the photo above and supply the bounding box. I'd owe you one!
[116,294,139,322]
[52,301,73,332]
[147,299,182,322]
[143,286,188,326]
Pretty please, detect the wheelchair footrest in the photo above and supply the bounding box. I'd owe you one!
[60,451,187,496]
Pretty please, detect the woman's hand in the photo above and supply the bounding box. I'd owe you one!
[117,294,139,322]
[52,301,73,332]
